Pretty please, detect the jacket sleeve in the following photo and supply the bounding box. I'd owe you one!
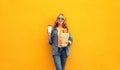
[49,38,52,45]
[48,29,54,45]
[68,33,73,47]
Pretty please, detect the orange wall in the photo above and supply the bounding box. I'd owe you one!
[0,0,120,70]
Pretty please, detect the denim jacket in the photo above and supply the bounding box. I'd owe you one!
[49,27,73,56]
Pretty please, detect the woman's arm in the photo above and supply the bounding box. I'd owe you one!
[48,29,54,45]
[49,35,52,45]
[68,33,73,46]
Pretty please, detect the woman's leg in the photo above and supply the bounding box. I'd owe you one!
[53,55,62,70]
[61,49,68,70]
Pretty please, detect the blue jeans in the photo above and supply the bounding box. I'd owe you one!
[53,47,68,70]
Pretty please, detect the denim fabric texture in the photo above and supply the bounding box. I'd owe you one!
[53,47,68,70]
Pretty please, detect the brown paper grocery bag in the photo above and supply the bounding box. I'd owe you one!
[58,32,69,47]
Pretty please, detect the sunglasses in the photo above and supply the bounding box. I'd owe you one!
[57,17,65,20]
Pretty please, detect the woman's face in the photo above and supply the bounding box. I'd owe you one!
[57,15,65,25]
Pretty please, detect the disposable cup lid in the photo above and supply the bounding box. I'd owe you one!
[48,25,52,26]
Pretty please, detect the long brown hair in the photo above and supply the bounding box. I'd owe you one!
[53,13,69,32]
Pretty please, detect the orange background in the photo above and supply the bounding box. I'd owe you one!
[0,0,120,70]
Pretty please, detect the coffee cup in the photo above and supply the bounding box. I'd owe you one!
[48,25,53,35]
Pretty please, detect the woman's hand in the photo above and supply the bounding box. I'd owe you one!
[47,30,51,40]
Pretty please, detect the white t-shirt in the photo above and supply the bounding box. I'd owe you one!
[57,27,61,47]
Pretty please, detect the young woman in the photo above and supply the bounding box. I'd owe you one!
[48,13,73,70]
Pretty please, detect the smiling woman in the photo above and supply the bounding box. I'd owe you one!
[48,13,73,70]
